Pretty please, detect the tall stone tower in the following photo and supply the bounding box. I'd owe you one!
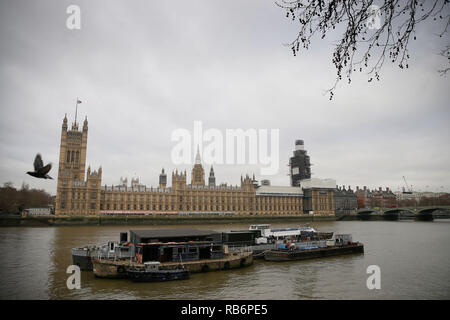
[159,168,167,188]
[55,114,101,215]
[208,166,216,187]
[289,139,311,187]
[58,114,88,181]
[191,146,205,186]
[172,169,187,190]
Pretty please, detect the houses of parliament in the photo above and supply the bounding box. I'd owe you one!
[55,115,336,216]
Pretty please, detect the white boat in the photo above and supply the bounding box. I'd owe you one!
[249,224,317,240]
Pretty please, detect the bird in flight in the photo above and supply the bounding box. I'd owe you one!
[26,154,53,179]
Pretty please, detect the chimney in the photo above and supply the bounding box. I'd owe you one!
[386,187,390,192]
[356,186,360,191]
[363,186,367,191]
[379,187,382,191]
[343,185,346,190]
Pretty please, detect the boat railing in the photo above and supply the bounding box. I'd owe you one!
[91,246,135,261]
[292,240,327,248]
[227,244,253,253]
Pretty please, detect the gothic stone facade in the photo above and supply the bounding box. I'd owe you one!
[55,115,102,216]
[55,116,333,216]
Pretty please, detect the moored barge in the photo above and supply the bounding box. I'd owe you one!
[72,232,133,271]
[127,261,190,282]
[71,247,94,271]
[223,224,335,258]
[264,234,364,262]
[91,229,253,278]
[92,250,253,278]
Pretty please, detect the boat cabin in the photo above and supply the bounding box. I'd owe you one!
[248,224,270,236]
[249,224,271,231]
[93,241,135,259]
[248,224,317,240]
[335,234,352,246]
[129,229,222,245]
[135,241,224,263]
[222,231,258,246]
[264,227,304,239]
[144,261,161,271]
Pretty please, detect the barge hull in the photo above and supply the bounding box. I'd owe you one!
[127,270,190,282]
[92,252,253,279]
[72,254,93,271]
[264,243,364,262]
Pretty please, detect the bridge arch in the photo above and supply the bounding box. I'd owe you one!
[382,208,415,215]
[357,209,378,215]
[417,207,447,215]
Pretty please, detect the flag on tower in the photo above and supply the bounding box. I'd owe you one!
[77,99,82,104]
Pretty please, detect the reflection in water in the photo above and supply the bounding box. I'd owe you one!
[1,220,449,299]
[0,227,54,299]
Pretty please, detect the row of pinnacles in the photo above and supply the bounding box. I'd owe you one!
[56,115,335,216]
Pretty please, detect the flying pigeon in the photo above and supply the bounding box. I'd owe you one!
[26,154,53,179]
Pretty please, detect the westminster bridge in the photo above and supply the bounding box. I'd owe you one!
[353,206,450,221]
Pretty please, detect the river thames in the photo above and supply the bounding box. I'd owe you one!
[0,220,449,299]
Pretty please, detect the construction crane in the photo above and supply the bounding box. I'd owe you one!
[402,176,413,194]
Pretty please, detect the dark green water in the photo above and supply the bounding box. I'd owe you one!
[0,220,449,299]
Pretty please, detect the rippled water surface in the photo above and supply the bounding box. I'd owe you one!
[0,220,449,299]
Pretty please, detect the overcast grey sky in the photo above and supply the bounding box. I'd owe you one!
[0,0,449,195]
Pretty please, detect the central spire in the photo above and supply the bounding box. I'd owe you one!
[195,145,201,164]
[191,145,205,186]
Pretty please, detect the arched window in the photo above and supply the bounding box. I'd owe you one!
[67,150,70,162]
[71,151,74,162]
[76,151,79,163]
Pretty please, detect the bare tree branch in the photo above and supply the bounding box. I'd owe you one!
[277,0,450,99]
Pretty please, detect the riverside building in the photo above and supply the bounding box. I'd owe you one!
[334,185,358,215]
[55,115,334,217]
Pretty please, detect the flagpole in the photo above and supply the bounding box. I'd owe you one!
[75,98,79,125]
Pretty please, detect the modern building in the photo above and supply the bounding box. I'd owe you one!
[55,115,331,216]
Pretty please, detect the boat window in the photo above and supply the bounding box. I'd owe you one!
[189,247,197,253]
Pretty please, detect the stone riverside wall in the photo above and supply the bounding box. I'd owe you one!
[0,214,337,227]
